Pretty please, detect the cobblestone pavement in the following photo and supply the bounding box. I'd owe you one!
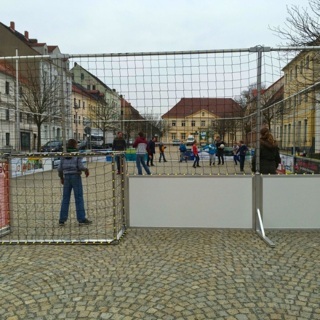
[0,228,319,320]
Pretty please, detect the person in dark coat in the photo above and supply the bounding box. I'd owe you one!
[112,131,127,174]
[237,140,248,172]
[251,128,281,174]
[215,135,225,165]
[147,136,156,166]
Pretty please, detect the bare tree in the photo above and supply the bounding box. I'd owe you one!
[270,0,320,46]
[141,113,163,139]
[20,65,61,151]
[90,97,119,145]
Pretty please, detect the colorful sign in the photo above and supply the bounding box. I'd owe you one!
[0,161,10,229]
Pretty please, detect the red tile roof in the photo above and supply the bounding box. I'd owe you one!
[162,98,242,118]
[0,61,28,85]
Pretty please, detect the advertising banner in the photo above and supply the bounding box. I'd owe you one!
[0,161,10,230]
[10,157,53,178]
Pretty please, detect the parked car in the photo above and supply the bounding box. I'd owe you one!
[40,141,63,152]
[172,139,181,145]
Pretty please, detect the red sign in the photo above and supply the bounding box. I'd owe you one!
[0,162,10,229]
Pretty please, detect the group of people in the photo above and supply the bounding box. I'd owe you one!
[179,135,230,168]
[57,128,280,226]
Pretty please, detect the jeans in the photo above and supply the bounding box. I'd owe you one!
[59,174,86,222]
[136,154,151,175]
[147,153,154,166]
[115,154,124,172]
[193,155,200,166]
[159,152,166,162]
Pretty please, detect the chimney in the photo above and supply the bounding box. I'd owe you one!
[24,31,29,40]
[10,21,15,31]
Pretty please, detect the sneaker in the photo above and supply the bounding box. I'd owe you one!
[59,220,65,226]
[79,219,92,226]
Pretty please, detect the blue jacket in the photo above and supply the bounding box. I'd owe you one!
[208,144,217,155]
[179,143,187,152]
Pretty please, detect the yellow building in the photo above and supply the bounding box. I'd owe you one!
[162,98,243,145]
[282,50,319,154]
[72,83,101,142]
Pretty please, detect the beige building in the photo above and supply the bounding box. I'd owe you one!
[282,50,319,154]
[162,98,243,145]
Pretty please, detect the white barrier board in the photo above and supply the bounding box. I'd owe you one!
[129,176,253,228]
[263,176,320,229]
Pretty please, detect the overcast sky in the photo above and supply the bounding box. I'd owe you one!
[0,0,312,54]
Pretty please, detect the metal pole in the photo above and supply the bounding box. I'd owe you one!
[15,49,20,151]
[254,47,263,236]
[255,48,263,173]
[58,60,67,152]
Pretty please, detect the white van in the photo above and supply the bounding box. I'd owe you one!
[186,135,195,146]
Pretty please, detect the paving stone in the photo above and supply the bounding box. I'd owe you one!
[0,229,320,319]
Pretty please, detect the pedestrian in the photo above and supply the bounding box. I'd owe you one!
[147,136,156,166]
[208,143,217,166]
[192,140,200,168]
[159,142,167,162]
[237,140,248,172]
[133,132,151,175]
[58,139,91,226]
[215,135,225,165]
[112,131,126,174]
[233,142,239,165]
[251,128,281,174]
[179,141,187,162]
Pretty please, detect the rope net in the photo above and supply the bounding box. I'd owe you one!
[0,47,320,242]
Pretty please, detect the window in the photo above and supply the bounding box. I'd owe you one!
[290,69,293,80]
[288,124,291,143]
[304,119,308,142]
[300,60,303,74]
[181,121,185,127]
[82,101,85,109]
[306,56,310,69]
[284,125,287,146]
[171,134,176,140]
[202,112,205,116]
[201,120,205,127]
[295,65,298,78]
[191,120,195,127]
[181,133,186,140]
[81,73,84,80]
[74,114,76,124]
[92,85,96,90]
[27,114,32,124]
[5,81,9,94]
[5,133,10,146]
[5,109,9,121]
[171,121,176,127]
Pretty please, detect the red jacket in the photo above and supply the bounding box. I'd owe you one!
[192,144,199,156]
